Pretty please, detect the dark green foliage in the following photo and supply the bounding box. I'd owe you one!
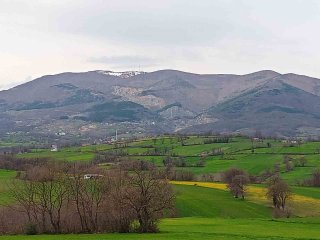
[157,102,182,113]
[59,115,69,120]
[54,83,78,90]
[13,89,104,111]
[87,101,157,122]
[258,106,303,114]
[63,89,104,105]
[15,101,57,111]
[73,116,88,121]
[163,156,187,167]
[203,137,230,144]
[25,223,38,235]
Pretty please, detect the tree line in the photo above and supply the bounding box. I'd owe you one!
[0,161,175,235]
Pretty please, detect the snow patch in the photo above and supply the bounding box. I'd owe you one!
[97,71,145,79]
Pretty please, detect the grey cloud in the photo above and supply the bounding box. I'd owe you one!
[43,1,241,47]
[44,0,320,48]
[2,0,320,86]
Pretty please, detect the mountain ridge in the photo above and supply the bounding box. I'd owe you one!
[1,69,320,138]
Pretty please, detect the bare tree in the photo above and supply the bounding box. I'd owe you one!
[6,162,175,235]
[283,155,294,172]
[223,168,246,184]
[9,180,37,225]
[311,169,320,187]
[223,168,250,199]
[123,169,175,233]
[66,165,110,233]
[9,163,69,233]
[267,175,291,210]
[229,174,250,199]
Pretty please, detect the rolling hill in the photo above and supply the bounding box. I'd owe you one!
[2,135,320,239]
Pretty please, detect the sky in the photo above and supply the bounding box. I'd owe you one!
[1,0,320,89]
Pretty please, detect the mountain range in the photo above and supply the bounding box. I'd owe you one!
[1,69,320,139]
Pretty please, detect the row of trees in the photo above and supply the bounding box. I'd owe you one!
[1,161,175,235]
[203,137,230,144]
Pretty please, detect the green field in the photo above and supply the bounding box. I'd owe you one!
[3,135,320,238]
[175,184,270,218]
[1,217,320,240]
[17,136,320,183]
[1,178,320,239]
[0,169,16,204]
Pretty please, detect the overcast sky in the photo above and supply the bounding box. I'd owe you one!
[1,0,320,89]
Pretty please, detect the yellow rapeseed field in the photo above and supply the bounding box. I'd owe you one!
[171,181,228,190]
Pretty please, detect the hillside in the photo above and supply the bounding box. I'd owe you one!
[1,69,320,138]
[187,80,320,136]
[17,135,320,185]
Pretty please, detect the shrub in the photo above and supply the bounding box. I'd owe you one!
[25,223,38,235]
[129,220,140,233]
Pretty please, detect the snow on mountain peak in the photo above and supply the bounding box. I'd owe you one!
[97,70,145,78]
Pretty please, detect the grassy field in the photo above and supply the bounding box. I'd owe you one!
[0,169,16,204]
[3,135,320,238]
[1,217,320,240]
[16,136,320,184]
[174,184,271,218]
[173,181,320,217]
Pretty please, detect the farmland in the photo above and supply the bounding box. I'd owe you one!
[16,135,320,183]
[1,135,320,239]
[1,177,320,239]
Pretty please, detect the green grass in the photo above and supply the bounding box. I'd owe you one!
[184,154,284,175]
[174,184,270,218]
[17,151,95,161]
[281,167,314,184]
[292,186,320,199]
[2,217,320,240]
[172,143,228,156]
[0,169,16,204]
[130,156,165,166]
[245,142,320,154]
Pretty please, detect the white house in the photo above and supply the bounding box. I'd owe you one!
[51,145,58,152]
